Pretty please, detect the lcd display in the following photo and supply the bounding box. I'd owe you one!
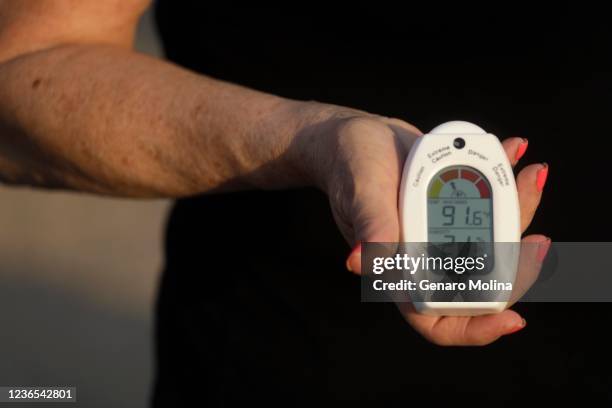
[427,166,493,242]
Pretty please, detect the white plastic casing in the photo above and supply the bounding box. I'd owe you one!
[399,121,521,316]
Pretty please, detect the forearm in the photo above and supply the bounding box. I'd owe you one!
[0,44,332,196]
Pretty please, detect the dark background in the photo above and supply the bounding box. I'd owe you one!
[154,1,612,406]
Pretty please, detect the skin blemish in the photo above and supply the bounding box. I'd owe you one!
[32,78,42,89]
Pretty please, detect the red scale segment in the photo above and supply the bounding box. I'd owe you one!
[440,169,458,182]
[475,179,491,198]
[430,167,492,198]
[461,169,480,182]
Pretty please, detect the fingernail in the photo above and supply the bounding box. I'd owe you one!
[515,138,529,161]
[345,243,362,272]
[506,318,527,335]
[536,163,549,192]
[537,238,552,263]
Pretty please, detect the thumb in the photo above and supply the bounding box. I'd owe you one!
[345,184,401,274]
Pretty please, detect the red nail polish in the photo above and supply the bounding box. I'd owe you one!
[345,243,362,272]
[515,139,528,161]
[536,163,549,192]
[537,238,552,263]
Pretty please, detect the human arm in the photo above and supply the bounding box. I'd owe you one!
[0,0,548,345]
[0,0,346,195]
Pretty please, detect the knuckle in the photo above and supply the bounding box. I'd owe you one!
[337,116,393,139]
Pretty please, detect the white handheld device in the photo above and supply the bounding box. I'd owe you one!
[399,121,521,316]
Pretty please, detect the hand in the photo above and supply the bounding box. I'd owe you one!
[300,107,549,346]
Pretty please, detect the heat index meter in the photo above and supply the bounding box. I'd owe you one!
[399,121,521,316]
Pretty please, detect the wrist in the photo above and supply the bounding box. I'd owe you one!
[283,100,362,192]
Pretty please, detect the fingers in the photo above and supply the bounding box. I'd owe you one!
[455,310,525,346]
[345,193,401,274]
[401,305,525,346]
[509,234,551,305]
[391,135,542,346]
[398,235,549,346]
[502,137,529,166]
[379,117,423,140]
[517,163,548,232]
[501,136,548,232]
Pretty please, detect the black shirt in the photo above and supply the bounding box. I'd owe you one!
[153,1,612,406]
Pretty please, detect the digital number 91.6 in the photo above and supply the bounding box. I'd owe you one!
[442,205,482,226]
